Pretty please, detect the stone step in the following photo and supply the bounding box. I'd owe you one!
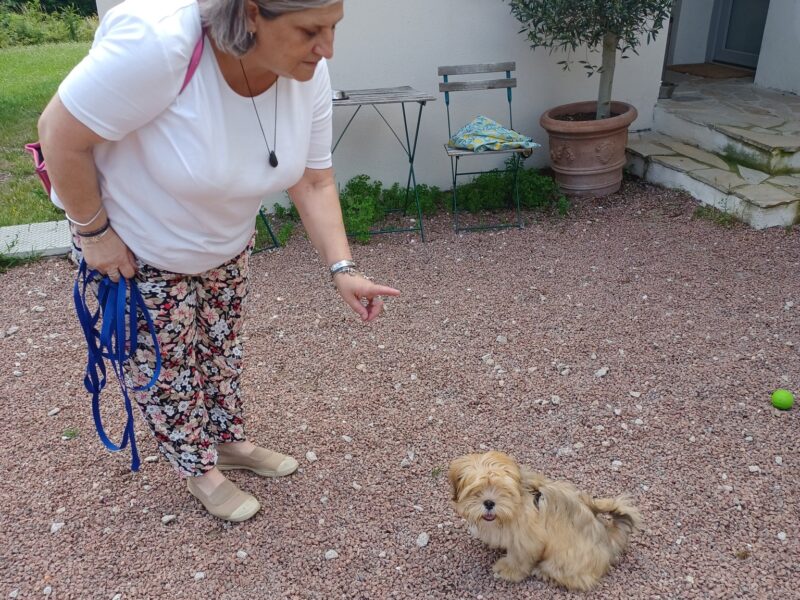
[627,131,800,229]
[653,103,800,175]
[0,220,71,259]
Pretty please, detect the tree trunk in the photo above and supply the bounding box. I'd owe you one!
[596,32,618,120]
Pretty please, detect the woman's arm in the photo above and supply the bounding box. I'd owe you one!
[38,95,137,280]
[288,167,399,321]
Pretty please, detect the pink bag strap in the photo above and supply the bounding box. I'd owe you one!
[179,32,205,94]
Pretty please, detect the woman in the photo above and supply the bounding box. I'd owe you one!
[37,0,399,522]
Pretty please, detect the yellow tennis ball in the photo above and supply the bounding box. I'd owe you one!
[771,389,794,410]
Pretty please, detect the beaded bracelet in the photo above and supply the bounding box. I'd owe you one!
[79,227,112,245]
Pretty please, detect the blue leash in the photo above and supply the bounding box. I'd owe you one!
[73,260,161,471]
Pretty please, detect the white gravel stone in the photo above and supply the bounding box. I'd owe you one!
[416,532,430,547]
[400,458,411,468]
[237,550,248,560]
[356,363,367,372]
[556,446,573,457]
[305,451,318,462]
[573,442,585,450]
[324,549,339,560]
[112,595,122,600]
[496,335,508,344]
[413,505,423,512]
[50,522,64,534]
[613,408,622,416]
[595,367,609,378]
[550,395,561,405]
[352,482,362,491]
[748,465,761,473]
[775,456,783,465]
[43,587,52,596]
[777,532,787,541]
[47,408,61,417]
[299,424,308,432]
[161,514,176,525]
[378,551,386,558]
[144,455,158,463]
[611,460,623,470]
[9,590,19,599]
[341,435,352,443]
[629,391,641,398]
[634,418,644,425]
[6,326,19,336]
[12,370,22,377]
[193,572,205,581]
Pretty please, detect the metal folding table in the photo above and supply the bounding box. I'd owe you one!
[257,85,435,251]
[332,86,436,241]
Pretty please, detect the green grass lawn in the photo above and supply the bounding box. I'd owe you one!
[0,42,89,226]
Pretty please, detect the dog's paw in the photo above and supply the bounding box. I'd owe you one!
[492,557,529,583]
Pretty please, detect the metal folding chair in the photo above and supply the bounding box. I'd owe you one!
[438,62,529,232]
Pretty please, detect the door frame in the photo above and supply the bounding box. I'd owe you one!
[706,0,769,68]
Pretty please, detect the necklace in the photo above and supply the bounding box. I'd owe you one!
[239,60,279,168]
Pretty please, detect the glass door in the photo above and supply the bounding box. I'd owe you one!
[711,0,770,68]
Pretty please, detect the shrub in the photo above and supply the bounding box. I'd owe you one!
[381,182,445,216]
[338,175,384,244]
[0,1,97,48]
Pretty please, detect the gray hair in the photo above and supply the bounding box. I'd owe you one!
[199,0,341,57]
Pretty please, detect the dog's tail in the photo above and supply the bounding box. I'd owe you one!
[588,494,643,559]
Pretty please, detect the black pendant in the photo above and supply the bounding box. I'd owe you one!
[269,151,279,168]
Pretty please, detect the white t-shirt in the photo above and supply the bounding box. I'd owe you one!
[55,0,333,274]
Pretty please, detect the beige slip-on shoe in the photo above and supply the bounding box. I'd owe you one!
[186,476,261,522]
[216,444,299,477]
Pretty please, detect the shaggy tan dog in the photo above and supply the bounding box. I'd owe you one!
[448,451,642,591]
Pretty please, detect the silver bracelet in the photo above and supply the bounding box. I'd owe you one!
[329,259,356,279]
[65,205,104,227]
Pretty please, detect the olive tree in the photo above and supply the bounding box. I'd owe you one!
[506,0,673,119]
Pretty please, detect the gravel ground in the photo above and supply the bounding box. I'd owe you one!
[1,181,799,600]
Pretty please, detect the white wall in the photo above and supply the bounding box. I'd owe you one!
[755,0,800,94]
[96,0,118,20]
[667,0,715,65]
[329,0,669,188]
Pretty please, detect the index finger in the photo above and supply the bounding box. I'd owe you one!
[368,285,400,297]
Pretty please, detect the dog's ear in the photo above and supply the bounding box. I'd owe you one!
[448,456,473,502]
[520,468,550,494]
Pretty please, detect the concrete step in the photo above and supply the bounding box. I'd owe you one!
[627,131,800,229]
[653,102,800,175]
[0,220,71,258]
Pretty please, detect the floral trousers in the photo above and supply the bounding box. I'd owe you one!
[76,238,253,477]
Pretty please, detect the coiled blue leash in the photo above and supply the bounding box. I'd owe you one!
[73,260,161,472]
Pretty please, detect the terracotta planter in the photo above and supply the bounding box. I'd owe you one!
[540,101,637,197]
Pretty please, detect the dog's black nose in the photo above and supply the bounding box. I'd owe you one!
[483,500,495,510]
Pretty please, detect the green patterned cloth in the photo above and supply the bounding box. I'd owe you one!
[448,115,540,153]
